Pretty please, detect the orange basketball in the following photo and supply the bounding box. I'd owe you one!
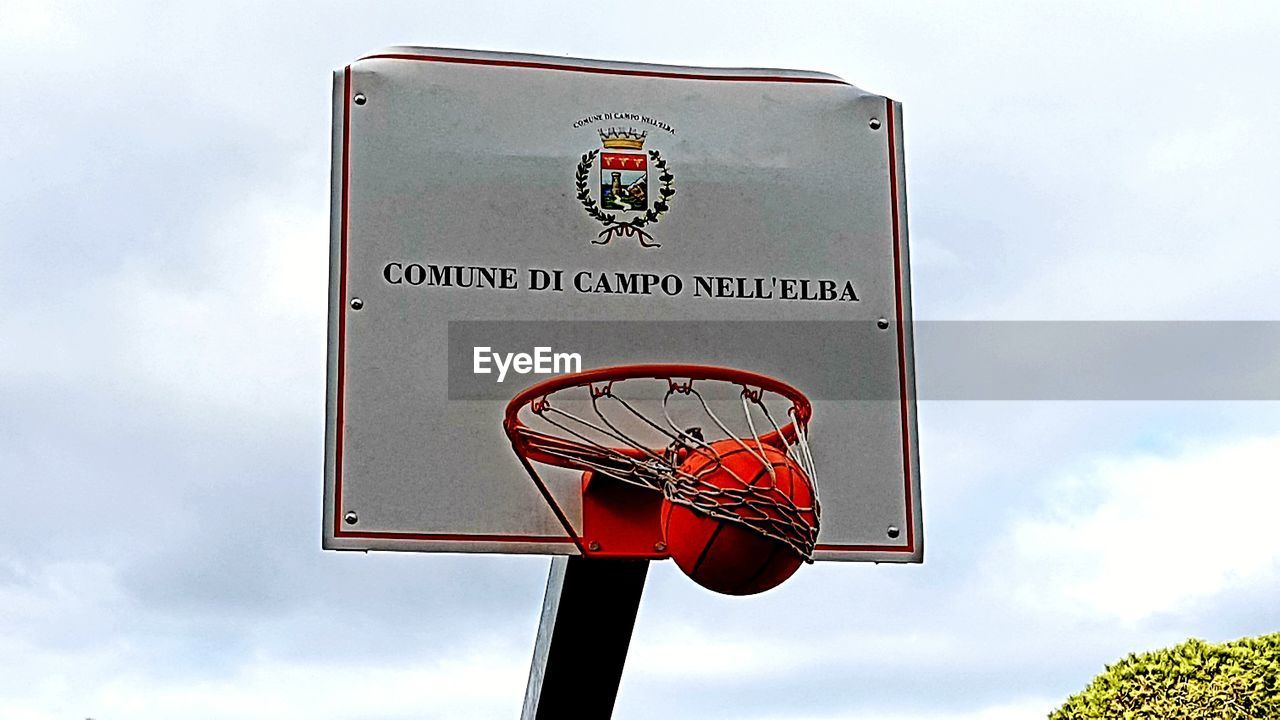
[662,439,817,595]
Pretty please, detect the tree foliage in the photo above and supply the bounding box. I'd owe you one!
[1051,633,1280,719]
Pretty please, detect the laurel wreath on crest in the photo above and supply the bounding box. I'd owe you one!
[575,149,675,248]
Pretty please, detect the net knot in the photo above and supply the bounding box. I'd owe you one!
[668,378,695,394]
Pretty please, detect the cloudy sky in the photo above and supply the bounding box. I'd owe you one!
[3,2,1279,719]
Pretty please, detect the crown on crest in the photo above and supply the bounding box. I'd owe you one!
[599,127,647,150]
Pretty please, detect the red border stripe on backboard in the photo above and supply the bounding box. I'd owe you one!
[338,531,575,543]
[333,66,350,541]
[888,97,915,553]
[360,52,850,85]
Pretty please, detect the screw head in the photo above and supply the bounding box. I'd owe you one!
[350,297,364,310]
[587,541,601,552]
[344,511,359,525]
[353,93,367,106]
[653,541,667,553]
[886,525,900,539]
[869,117,882,130]
[877,317,890,330]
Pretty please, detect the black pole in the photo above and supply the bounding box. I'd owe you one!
[521,556,649,719]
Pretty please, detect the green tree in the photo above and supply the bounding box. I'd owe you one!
[1051,633,1280,719]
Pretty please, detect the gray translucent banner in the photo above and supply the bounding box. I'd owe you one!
[448,321,1280,401]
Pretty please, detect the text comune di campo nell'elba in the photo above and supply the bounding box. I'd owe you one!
[381,263,861,302]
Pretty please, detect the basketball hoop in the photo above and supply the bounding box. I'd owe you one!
[504,365,821,562]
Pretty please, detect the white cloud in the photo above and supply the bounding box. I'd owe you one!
[629,622,780,679]
[0,185,327,425]
[751,699,1059,720]
[0,560,127,642]
[629,615,973,682]
[0,648,527,720]
[0,0,69,45]
[106,192,328,422]
[996,433,1280,622]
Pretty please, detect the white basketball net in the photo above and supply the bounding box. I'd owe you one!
[507,374,821,559]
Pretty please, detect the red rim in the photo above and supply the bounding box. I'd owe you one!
[504,364,812,467]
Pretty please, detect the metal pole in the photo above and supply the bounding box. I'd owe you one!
[521,556,649,719]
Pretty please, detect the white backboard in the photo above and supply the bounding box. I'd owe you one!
[324,47,922,562]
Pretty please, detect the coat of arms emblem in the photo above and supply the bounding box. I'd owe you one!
[575,127,675,247]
